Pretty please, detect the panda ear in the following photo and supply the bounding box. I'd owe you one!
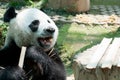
[3,7,17,22]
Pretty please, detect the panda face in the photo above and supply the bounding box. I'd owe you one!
[7,8,58,51]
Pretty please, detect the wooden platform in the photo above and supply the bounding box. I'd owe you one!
[73,38,120,80]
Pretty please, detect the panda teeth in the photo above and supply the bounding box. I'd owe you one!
[49,38,53,42]
[38,37,53,43]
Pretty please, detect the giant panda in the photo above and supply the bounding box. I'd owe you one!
[0,7,66,80]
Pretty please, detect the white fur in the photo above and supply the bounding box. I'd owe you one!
[5,8,58,51]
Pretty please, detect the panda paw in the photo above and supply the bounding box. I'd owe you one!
[0,66,26,80]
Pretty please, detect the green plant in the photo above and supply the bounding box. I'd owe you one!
[9,0,26,7]
[25,0,48,9]
[0,23,8,48]
[27,0,35,7]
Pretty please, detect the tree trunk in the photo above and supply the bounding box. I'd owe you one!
[46,0,90,12]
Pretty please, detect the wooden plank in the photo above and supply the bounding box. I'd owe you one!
[18,46,26,68]
[114,47,120,66]
[117,56,120,67]
[116,45,120,67]
[101,38,120,69]
[86,38,112,69]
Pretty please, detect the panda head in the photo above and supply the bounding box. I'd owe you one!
[4,7,58,51]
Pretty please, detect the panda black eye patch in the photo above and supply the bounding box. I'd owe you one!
[47,20,51,23]
[29,20,40,32]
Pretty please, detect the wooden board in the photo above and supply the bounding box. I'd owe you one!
[101,38,120,69]
[86,38,112,69]
[73,37,120,80]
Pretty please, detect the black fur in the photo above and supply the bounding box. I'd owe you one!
[29,20,40,32]
[0,41,66,80]
[3,7,17,22]
[0,66,26,80]
[24,46,66,80]
[0,41,21,66]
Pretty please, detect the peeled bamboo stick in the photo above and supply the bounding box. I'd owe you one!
[18,46,26,68]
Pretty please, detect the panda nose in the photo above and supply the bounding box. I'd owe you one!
[45,27,55,34]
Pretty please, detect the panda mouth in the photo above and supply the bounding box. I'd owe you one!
[38,37,53,47]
